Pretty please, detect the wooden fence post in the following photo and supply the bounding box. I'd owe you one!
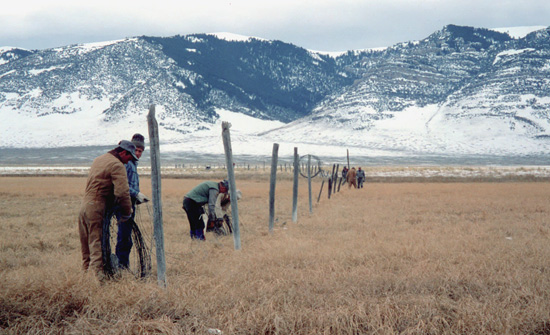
[292,147,299,223]
[147,104,167,288]
[268,143,279,233]
[333,164,339,194]
[308,155,312,214]
[221,122,241,250]
[317,179,325,203]
[328,164,335,199]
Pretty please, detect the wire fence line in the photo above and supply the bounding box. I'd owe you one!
[109,151,353,283]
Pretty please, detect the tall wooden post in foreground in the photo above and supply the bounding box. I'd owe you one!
[292,147,299,223]
[147,104,166,288]
[221,122,241,250]
[268,143,279,233]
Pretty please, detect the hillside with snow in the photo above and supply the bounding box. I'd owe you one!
[491,26,548,38]
[1,24,549,161]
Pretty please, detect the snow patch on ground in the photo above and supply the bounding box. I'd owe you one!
[208,33,267,43]
[493,48,536,64]
[52,38,138,55]
[1,99,549,158]
[29,65,69,76]
[491,26,547,38]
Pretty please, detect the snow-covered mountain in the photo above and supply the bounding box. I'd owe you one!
[263,25,550,157]
[0,24,549,159]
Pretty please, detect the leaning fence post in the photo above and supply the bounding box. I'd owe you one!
[221,122,241,250]
[328,177,332,199]
[147,104,167,288]
[292,147,299,223]
[333,164,339,194]
[328,164,335,199]
[317,178,325,203]
[308,155,312,214]
[268,143,279,233]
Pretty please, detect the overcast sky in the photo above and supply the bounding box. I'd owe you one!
[2,0,549,52]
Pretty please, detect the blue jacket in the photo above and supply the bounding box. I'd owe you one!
[126,160,140,200]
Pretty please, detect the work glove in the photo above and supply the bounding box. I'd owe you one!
[136,192,150,204]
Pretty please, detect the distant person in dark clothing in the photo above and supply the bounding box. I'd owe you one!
[357,167,366,188]
[341,166,349,186]
[182,180,229,240]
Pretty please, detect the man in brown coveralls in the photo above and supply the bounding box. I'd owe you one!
[78,140,137,279]
[347,167,357,189]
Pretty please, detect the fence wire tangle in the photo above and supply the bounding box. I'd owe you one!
[101,204,153,279]
[298,155,323,178]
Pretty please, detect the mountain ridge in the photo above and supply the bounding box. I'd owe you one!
[1,24,549,158]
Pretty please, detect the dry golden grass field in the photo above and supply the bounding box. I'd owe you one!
[1,171,550,334]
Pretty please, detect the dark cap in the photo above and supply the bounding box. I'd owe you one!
[131,133,145,149]
[118,140,138,161]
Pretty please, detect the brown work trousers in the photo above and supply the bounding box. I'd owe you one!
[78,199,107,275]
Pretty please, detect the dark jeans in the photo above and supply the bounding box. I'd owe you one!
[358,178,365,188]
[182,197,205,240]
[116,219,134,268]
[114,200,136,268]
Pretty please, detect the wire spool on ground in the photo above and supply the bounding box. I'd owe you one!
[102,204,152,279]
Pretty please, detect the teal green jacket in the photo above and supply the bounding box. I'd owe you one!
[185,181,220,219]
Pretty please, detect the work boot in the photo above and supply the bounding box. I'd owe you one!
[190,230,205,241]
[195,229,205,240]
